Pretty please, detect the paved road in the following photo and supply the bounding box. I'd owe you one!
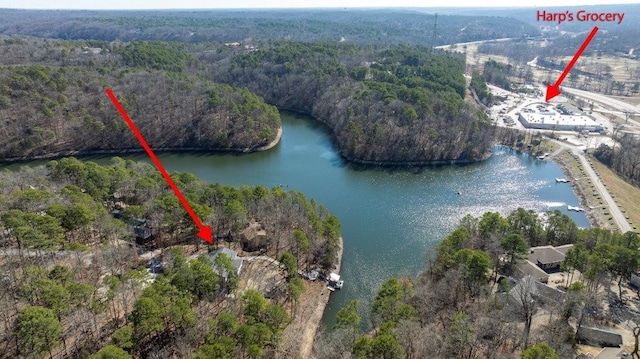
[572,149,633,233]
[434,37,513,49]
[562,87,640,127]
[549,138,632,232]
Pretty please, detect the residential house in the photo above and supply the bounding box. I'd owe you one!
[577,327,623,347]
[209,247,243,281]
[509,275,565,304]
[515,260,550,283]
[240,221,267,252]
[527,244,574,272]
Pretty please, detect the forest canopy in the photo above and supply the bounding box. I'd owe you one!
[0,39,281,160]
[214,42,495,164]
[0,159,341,358]
[0,35,497,164]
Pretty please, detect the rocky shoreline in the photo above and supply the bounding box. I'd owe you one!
[279,236,343,358]
[549,150,599,227]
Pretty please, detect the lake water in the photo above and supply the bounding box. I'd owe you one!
[1,111,589,329]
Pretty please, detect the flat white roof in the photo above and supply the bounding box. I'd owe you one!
[519,105,601,128]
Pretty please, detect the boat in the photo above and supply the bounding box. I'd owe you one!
[568,205,584,212]
[327,272,344,291]
[555,178,570,183]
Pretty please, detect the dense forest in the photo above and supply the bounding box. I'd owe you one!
[314,209,640,359]
[0,9,538,46]
[0,35,498,164]
[0,39,281,160]
[213,43,495,164]
[0,9,543,165]
[0,159,341,358]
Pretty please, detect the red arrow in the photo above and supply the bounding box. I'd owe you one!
[545,26,598,102]
[105,88,213,244]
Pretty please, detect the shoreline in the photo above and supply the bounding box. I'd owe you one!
[547,149,599,228]
[0,126,283,164]
[279,236,343,358]
[284,108,495,167]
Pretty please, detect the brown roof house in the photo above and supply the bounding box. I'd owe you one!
[515,244,574,282]
[240,221,267,252]
[528,245,573,271]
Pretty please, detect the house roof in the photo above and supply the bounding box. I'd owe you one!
[510,275,565,303]
[528,246,566,265]
[212,247,237,260]
[554,244,574,255]
[133,225,152,239]
[577,327,623,347]
[209,247,243,277]
[515,260,550,282]
[241,221,267,240]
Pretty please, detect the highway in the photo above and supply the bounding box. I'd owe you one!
[562,86,640,127]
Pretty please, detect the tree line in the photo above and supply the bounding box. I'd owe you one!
[0,9,539,46]
[594,134,640,186]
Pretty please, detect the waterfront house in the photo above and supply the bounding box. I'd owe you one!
[515,260,550,283]
[527,244,573,272]
[240,221,267,252]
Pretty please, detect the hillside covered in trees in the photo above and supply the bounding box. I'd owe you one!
[212,43,495,164]
[315,209,640,358]
[0,34,497,164]
[0,159,341,358]
[0,39,281,160]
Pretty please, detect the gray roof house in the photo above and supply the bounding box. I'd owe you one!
[577,327,623,347]
[515,260,550,283]
[510,275,565,304]
[209,247,243,280]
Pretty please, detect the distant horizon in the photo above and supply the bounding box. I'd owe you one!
[0,0,637,10]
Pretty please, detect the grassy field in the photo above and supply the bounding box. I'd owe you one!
[557,54,640,84]
[589,157,640,232]
[445,42,512,73]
